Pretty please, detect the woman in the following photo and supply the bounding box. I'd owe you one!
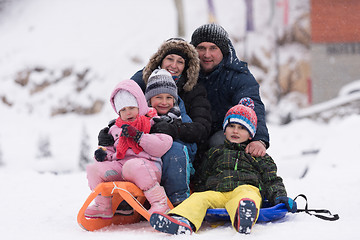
[132,38,212,145]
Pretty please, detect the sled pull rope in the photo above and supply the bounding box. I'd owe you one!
[111,182,148,212]
[294,194,339,221]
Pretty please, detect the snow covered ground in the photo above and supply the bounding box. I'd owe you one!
[0,0,358,239]
[1,114,358,240]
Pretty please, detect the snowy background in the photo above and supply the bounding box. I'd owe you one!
[0,0,358,239]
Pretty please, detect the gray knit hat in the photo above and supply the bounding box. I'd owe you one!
[191,23,230,56]
[145,69,178,102]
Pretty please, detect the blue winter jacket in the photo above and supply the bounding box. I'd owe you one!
[198,41,269,146]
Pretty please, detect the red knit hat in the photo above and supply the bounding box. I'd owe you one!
[223,98,257,138]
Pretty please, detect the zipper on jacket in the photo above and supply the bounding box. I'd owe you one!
[234,158,239,170]
[234,151,241,170]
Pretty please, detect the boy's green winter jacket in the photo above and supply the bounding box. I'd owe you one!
[193,139,287,204]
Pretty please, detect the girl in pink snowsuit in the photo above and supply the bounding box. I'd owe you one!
[85,79,173,219]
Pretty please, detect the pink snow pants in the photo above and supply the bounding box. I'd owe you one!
[86,158,161,191]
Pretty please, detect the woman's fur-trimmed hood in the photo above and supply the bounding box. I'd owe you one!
[142,39,200,92]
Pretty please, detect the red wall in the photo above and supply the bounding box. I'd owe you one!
[311,0,360,43]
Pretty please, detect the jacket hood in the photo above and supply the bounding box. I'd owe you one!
[223,40,250,74]
[110,79,149,116]
[142,39,200,92]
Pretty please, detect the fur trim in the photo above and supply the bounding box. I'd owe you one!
[143,39,200,92]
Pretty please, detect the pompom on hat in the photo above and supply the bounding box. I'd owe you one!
[223,97,257,138]
[191,23,230,56]
[145,69,178,102]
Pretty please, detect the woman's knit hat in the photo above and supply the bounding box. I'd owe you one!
[191,23,230,56]
[163,38,189,66]
[145,69,178,102]
[223,97,257,138]
[142,38,200,92]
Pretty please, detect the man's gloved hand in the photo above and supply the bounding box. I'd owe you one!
[150,120,180,139]
[94,147,107,162]
[120,124,143,143]
[275,196,297,213]
[98,126,115,146]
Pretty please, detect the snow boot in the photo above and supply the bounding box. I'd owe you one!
[235,198,258,234]
[84,195,113,219]
[150,212,193,235]
[143,183,170,215]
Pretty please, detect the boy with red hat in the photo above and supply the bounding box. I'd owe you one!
[149,98,297,235]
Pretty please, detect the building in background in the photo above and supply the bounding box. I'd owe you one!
[311,0,360,104]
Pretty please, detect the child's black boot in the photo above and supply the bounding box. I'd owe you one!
[150,212,193,235]
[235,198,257,234]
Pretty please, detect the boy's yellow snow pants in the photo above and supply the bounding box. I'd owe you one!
[168,184,262,232]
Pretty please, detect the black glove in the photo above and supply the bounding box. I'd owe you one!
[98,127,115,146]
[154,107,181,124]
[154,115,173,123]
[120,124,143,143]
[168,106,181,119]
[94,148,107,162]
[150,120,179,139]
[275,196,297,213]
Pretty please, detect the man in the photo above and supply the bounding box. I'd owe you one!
[190,23,269,157]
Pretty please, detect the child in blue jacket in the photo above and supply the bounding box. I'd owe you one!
[145,69,197,206]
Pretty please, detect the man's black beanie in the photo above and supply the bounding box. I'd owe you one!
[191,23,230,56]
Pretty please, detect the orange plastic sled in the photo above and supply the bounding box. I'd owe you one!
[77,181,173,231]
